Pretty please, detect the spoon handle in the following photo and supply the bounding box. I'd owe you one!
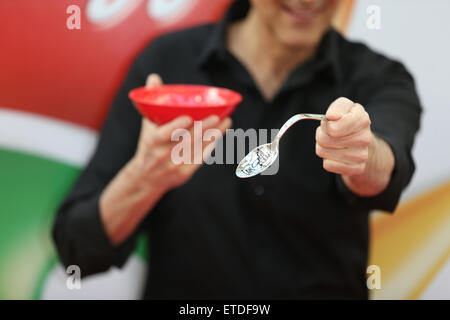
[273,113,326,145]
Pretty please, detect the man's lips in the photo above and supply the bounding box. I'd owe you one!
[281,4,321,24]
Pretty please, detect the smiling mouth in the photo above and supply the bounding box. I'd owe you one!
[281,4,322,24]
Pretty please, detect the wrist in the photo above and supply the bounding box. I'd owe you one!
[341,135,394,197]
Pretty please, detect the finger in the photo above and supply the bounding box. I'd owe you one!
[202,139,219,162]
[216,117,232,135]
[183,115,220,139]
[155,116,193,143]
[316,126,372,149]
[145,73,163,87]
[323,159,366,176]
[315,144,369,164]
[324,104,371,138]
[189,115,221,152]
[199,116,231,146]
[188,116,220,163]
[201,115,221,128]
[181,164,199,180]
[165,116,231,165]
[201,117,232,160]
[201,117,232,143]
[326,97,354,121]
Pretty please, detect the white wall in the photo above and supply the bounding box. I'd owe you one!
[347,0,450,199]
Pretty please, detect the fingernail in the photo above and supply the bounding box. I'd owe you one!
[146,74,162,87]
[146,74,155,86]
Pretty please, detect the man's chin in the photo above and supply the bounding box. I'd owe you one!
[278,34,319,50]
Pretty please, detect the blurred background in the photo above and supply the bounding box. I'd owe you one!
[0,0,448,299]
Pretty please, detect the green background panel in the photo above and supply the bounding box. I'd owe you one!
[0,148,148,299]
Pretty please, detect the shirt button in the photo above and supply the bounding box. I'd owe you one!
[254,185,264,196]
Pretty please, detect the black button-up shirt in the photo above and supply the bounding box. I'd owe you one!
[53,0,421,299]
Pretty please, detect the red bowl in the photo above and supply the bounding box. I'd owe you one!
[129,84,242,125]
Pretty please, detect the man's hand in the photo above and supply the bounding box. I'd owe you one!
[132,74,232,192]
[99,73,231,244]
[316,97,372,176]
[315,97,395,197]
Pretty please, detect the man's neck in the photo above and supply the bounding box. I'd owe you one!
[227,9,317,100]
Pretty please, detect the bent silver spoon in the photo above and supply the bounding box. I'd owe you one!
[235,113,326,178]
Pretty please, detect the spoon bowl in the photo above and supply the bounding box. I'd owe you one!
[236,143,279,178]
[236,113,326,178]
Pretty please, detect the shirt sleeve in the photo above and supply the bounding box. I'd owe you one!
[336,59,422,213]
[52,55,147,277]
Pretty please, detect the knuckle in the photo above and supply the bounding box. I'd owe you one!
[316,144,325,158]
[362,131,372,145]
[361,111,371,127]
[316,128,329,146]
[327,123,340,138]
[352,148,369,163]
[323,159,331,171]
[354,103,365,112]
[355,131,371,146]
[315,126,321,140]
[361,148,369,161]
[323,159,336,173]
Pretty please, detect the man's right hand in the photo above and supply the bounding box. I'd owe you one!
[132,74,231,192]
[99,73,232,244]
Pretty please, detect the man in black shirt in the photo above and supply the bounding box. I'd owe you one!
[53,0,421,299]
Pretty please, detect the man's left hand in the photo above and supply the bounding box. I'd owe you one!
[315,97,395,197]
[316,97,373,177]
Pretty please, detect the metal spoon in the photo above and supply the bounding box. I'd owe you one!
[235,113,326,178]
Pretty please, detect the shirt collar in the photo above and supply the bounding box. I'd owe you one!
[283,27,343,88]
[195,0,247,68]
[196,0,342,86]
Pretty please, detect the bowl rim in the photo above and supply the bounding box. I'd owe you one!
[129,84,243,108]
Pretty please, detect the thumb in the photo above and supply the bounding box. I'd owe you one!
[326,97,353,121]
[145,73,163,88]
